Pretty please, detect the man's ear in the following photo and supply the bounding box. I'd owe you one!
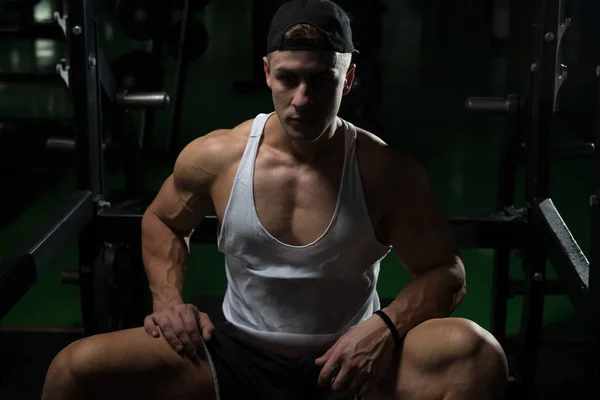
[343,64,357,95]
[263,56,272,89]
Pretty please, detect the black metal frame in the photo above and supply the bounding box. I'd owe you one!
[513,0,564,392]
[66,0,108,335]
[94,209,528,249]
[0,0,104,324]
[164,0,194,155]
[0,191,94,321]
[534,200,590,318]
[590,26,600,397]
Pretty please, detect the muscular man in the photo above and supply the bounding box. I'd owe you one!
[42,1,508,399]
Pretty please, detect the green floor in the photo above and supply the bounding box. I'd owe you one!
[0,0,592,345]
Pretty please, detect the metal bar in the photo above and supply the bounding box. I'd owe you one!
[518,0,565,391]
[534,199,591,317]
[116,92,171,109]
[0,22,64,40]
[491,98,526,345]
[0,191,94,321]
[590,15,600,395]
[96,209,527,249]
[67,0,105,335]
[492,249,511,345]
[465,95,521,114]
[67,0,103,196]
[46,138,76,152]
[165,0,193,155]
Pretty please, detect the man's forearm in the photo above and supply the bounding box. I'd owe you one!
[141,210,189,312]
[382,260,466,339]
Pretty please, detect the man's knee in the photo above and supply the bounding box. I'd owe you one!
[403,318,509,398]
[406,318,507,371]
[43,338,93,400]
[444,318,508,378]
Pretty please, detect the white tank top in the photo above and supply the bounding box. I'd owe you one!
[218,112,391,355]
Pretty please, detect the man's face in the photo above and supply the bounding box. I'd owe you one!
[263,50,355,142]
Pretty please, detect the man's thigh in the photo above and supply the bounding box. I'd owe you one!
[366,318,508,400]
[45,327,217,400]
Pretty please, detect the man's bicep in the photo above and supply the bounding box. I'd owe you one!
[147,173,213,237]
[147,137,217,236]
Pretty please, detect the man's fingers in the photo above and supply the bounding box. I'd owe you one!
[156,314,184,353]
[197,312,215,341]
[315,346,333,366]
[181,311,205,361]
[143,315,159,337]
[331,365,354,392]
[317,355,342,388]
[182,310,204,344]
[170,313,196,359]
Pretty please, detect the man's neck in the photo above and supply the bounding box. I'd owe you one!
[267,115,344,164]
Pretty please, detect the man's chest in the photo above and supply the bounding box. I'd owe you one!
[211,147,387,247]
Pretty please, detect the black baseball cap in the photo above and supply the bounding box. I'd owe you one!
[266,0,358,55]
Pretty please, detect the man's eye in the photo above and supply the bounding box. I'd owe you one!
[279,75,296,84]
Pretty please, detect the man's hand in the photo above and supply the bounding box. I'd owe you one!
[315,315,395,398]
[143,303,215,364]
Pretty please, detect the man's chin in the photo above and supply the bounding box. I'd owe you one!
[287,129,321,142]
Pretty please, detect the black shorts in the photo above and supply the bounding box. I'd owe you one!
[205,322,356,400]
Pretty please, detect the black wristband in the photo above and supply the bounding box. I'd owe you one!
[374,310,402,352]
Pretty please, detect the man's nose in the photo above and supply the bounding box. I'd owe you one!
[291,83,312,108]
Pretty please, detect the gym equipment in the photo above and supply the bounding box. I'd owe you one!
[465,0,600,397]
[114,0,172,41]
[163,0,194,155]
[0,191,94,321]
[0,0,172,333]
[62,242,142,333]
[115,92,170,109]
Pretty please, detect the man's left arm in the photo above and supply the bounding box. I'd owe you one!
[316,150,466,396]
[380,153,466,339]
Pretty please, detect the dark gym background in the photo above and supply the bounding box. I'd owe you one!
[0,0,595,398]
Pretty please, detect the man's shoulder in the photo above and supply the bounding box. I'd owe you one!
[196,118,254,152]
[181,119,255,165]
[174,118,256,183]
[355,127,423,184]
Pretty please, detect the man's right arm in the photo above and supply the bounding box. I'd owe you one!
[141,131,225,312]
